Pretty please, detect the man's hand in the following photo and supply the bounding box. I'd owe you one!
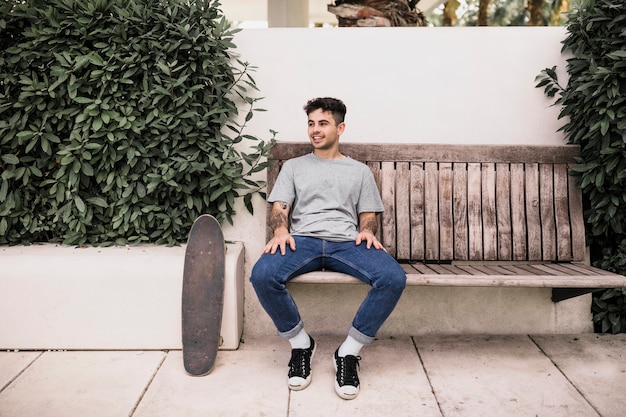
[264,227,296,255]
[356,211,386,250]
[264,201,295,255]
[355,229,386,251]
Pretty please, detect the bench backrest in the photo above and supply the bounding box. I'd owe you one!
[267,143,585,263]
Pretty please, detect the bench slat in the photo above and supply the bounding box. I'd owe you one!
[425,163,439,260]
[510,163,527,261]
[498,264,536,275]
[496,163,512,260]
[402,262,431,274]
[568,173,586,261]
[455,264,488,275]
[511,263,555,276]
[381,161,396,257]
[426,263,456,274]
[467,163,482,260]
[439,163,454,260]
[526,163,542,260]
[479,264,518,275]
[539,263,582,276]
[557,262,603,276]
[482,163,498,260]
[453,163,468,260]
[540,163,558,261]
[410,163,425,260]
[396,162,411,260]
[367,162,383,242]
[523,263,561,276]
[554,164,573,260]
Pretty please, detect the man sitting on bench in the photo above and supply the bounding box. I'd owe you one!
[250,97,407,400]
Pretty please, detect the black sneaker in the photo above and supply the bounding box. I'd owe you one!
[333,348,361,400]
[287,336,315,391]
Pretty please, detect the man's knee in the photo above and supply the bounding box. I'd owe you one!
[250,255,285,288]
[250,259,271,288]
[385,262,407,292]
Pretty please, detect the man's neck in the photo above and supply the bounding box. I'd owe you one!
[313,148,344,160]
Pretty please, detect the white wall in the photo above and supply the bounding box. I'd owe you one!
[0,244,245,350]
[218,27,583,337]
[232,27,567,146]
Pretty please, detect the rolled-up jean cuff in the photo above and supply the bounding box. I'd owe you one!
[278,320,304,340]
[349,326,375,345]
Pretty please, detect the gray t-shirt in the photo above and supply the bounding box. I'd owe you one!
[268,152,384,242]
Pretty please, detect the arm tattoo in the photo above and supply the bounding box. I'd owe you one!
[269,201,289,231]
[269,211,288,231]
[362,219,378,235]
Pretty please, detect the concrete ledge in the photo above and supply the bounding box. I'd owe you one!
[0,242,244,350]
[243,283,595,337]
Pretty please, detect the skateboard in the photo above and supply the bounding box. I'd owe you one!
[182,214,225,376]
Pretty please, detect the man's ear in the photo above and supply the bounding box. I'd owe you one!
[337,122,346,135]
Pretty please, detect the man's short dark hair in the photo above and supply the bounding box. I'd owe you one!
[303,97,346,125]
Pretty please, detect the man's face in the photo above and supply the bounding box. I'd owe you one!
[307,109,345,151]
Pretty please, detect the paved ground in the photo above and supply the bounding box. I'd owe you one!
[1,334,625,417]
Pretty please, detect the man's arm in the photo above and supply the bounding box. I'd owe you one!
[356,212,386,250]
[264,201,296,255]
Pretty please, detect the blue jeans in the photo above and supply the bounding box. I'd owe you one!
[250,236,406,345]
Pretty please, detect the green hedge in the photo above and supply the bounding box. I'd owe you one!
[536,0,626,333]
[0,0,275,246]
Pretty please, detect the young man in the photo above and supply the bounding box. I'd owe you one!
[250,97,406,400]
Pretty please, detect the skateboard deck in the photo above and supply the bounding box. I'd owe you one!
[182,214,225,376]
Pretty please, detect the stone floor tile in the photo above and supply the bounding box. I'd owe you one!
[415,335,600,417]
[133,337,288,417]
[0,351,42,391]
[0,351,165,417]
[532,333,626,417]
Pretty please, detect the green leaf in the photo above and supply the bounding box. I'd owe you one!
[88,53,105,66]
[74,97,93,104]
[86,197,109,208]
[600,119,609,136]
[0,180,8,202]
[74,195,86,213]
[92,117,103,132]
[156,61,171,75]
[0,218,7,236]
[81,162,94,176]
[1,154,19,165]
[243,193,254,214]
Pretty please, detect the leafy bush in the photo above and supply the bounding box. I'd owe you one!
[592,287,626,333]
[0,0,275,246]
[535,0,626,332]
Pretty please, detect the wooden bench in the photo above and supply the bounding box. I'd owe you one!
[266,142,626,302]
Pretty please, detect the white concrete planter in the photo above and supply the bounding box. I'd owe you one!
[0,242,244,350]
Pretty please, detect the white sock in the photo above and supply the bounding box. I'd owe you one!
[337,335,364,357]
[288,328,311,350]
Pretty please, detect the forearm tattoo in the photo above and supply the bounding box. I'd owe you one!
[269,211,288,231]
[362,219,378,235]
[269,202,289,231]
